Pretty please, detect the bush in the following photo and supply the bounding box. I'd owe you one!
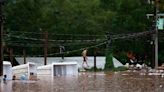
[104,49,114,70]
[113,66,128,71]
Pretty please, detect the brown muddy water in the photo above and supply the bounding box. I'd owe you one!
[1,71,164,92]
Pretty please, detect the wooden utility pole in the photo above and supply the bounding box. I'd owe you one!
[9,48,13,66]
[147,0,161,69]
[23,48,26,64]
[154,0,159,69]
[94,48,97,72]
[44,31,48,65]
[0,0,4,76]
[106,32,112,48]
[152,41,155,68]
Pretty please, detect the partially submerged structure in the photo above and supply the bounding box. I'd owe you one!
[12,62,37,80]
[37,62,78,77]
[3,61,12,80]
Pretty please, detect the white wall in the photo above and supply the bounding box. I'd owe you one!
[38,62,78,76]
[3,65,12,80]
[16,56,106,69]
[29,64,37,75]
[37,65,52,76]
[66,65,78,75]
[3,61,12,80]
[12,62,37,80]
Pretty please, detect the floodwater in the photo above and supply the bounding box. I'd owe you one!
[1,71,164,92]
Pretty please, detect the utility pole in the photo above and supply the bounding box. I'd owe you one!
[23,48,26,64]
[94,48,97,72]
[147,0,161,69]
[44,31,48,65]
[154,0,159,69]
[9,48,13,66]
[0,0,4,76]
[106,32,112,48]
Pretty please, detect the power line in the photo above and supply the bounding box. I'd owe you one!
[5,40,106,47]
[5,34,106,43]
[5,41,106,57]
[112,30,154,40]
[30,41,106,57]
[5,30,154,42]
[5,30,105,37]
[4,30,155,48]
[3,30,156,57]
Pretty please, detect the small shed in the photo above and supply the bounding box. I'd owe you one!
[12,62,37,80]
[3,61,12,80]
[37,62,78,77]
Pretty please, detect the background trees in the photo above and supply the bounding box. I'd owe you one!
[5,0,152,34]
[3,0,164,65]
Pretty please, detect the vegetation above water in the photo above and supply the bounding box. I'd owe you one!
[3,0,164,66]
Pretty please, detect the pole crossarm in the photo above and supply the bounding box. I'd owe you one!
[147,13,164,18]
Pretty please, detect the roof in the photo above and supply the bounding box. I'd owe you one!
[3,61,11,65]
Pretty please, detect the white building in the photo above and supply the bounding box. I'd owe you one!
[3,61,12,80]
[37,62,78,77]
[12,62,37,80]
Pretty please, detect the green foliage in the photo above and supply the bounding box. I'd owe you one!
[104,49,114,70]
[112,37,154,66]
[113,51,128,65]
[5,0,151,34]
[3,0,164,60]
[104,48,128,71]
[113,66,128,71]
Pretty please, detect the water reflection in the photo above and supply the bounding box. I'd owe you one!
[1,80,12,92]
[1,72,164,92]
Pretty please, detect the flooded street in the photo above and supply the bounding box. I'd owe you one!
[1,71,164,92]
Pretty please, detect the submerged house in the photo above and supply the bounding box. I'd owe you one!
[12,62,37,80]
[37,62,78,77]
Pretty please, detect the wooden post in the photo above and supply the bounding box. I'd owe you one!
[0,0,4,76]
[151,38,155,68]
[23,48,26,64]
[9,48,13,66]
[44,31,48,65]
[94,48,97,72]
[154,0,159,69]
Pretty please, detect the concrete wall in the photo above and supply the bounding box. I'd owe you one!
[12,62,37,80]
[3,61,12,80]
[16,56,105,69]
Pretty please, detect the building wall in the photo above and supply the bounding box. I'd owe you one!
[16,56,106,69]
